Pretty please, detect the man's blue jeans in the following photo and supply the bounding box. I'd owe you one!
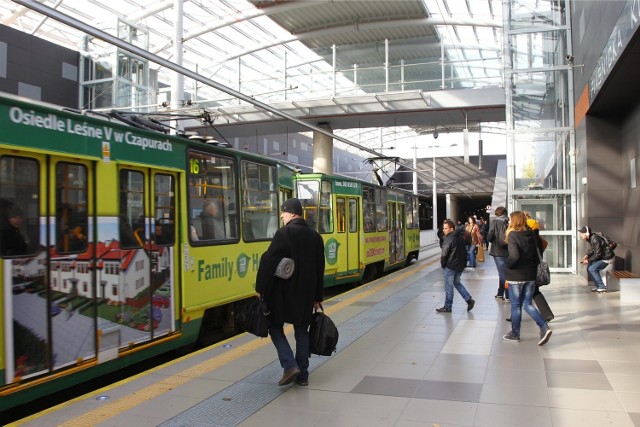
[587,259,608,290]
[268,322,310,380]
[493,255,508,298]
[443,267,472,308]
[508,281,548,337]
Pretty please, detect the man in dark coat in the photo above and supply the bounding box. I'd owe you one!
[487,206,509,300]
[255,198,325,386]
[436,219,475,313]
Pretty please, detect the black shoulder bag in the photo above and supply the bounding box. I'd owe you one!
[236,297,270,337]
[536,245,551,286]
[309,303,339,356]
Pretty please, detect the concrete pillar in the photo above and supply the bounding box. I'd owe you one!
[313,123,333,174]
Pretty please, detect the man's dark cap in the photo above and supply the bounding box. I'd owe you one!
[579,225,589,234]
[8,206,23,218]
[281,198,303,216]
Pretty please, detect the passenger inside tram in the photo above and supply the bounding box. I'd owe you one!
[197,199,225,240]
[1,205,28,256]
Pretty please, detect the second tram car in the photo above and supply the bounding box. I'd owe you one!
[295,173,420,287]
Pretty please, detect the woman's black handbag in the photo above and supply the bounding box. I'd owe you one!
[309,303,339,356]
[536,247,551,286]
[236,298,270,337]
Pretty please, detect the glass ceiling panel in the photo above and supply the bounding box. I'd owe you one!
[1,0,505,153]
[423,0,502,84]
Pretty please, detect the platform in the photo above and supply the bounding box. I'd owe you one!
[10,247,640,427]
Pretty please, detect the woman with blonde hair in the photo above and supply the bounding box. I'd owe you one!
[502,211,552,345]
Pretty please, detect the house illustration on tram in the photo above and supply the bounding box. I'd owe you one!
[47,240,170,305]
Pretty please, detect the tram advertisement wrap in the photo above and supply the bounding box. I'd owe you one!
[1,102,182,168]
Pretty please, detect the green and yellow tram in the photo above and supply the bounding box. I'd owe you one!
[294,173,420,287]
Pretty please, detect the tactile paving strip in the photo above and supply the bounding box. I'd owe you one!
[161,269,437,427]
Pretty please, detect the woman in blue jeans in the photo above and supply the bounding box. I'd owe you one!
[465,216,481,267]
[502,211,552,346]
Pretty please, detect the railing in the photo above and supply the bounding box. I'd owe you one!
[190,44,503,107]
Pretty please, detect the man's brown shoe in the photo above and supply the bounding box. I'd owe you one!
[278,367,301,386]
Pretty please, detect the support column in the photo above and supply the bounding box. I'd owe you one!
[432,156,437,231]
[312,123,333,174]
[171,0,184,134]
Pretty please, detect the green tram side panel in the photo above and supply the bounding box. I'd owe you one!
[326,175,368,284]
[0,93,184,169]
[294,173,391,287]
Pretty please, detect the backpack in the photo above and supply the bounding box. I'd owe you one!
[495,220,508,248]
[593,232,616,260]
[309,305,339,356]
[593,232,617,250]
[488,218,507,246]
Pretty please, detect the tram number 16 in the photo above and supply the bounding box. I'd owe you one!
[190,158,201,175]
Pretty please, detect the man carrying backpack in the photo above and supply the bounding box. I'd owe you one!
[579,225,616,293]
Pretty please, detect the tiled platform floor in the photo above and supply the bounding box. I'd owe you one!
[237,257,640,427]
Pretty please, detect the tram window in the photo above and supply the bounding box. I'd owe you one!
[404,194,414,229]
[376,189,387,232]
[336,198,345,233]
[119,169,145,249]
[349,199,358,232]
[187,150,238,243]
[298,181,319,231]
[0,156,39,257]
[363,185,376,232]
[154,174,175,246]
[410,195,419,229]
[56,163,88,254]
[241,161,278,241]
[318,180,333,233]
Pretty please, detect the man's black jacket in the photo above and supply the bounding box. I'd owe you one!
[441,228,467,272]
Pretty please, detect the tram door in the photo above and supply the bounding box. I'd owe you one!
[114,168,177,352]
[48,157,95,371]
[346,198,359,272]
[387,201,406,265]
[0,154,98,380]
[149,172,177,339]
[334,197,360,276]
[1,153,49,382]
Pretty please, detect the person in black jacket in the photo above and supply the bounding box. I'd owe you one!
[579,225,614,293]
[255,198,325,387]
[436,219,475,313]
[487,206,509,300]
[1,206,28,256]
[502,211,552,346]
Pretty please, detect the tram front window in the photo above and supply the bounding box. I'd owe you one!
[298,181,319,231]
